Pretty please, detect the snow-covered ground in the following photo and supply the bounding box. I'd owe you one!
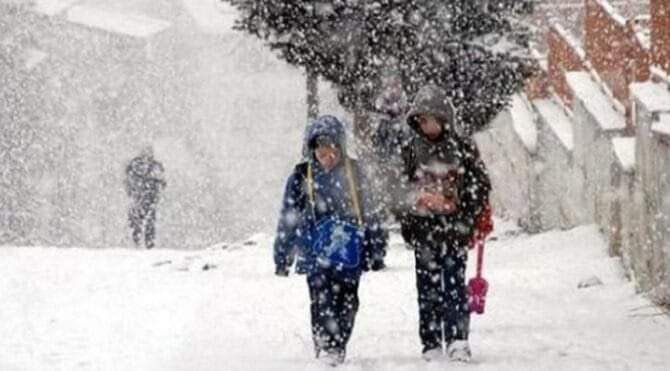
[1,222,668,370]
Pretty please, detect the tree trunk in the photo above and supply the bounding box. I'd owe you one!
[306,71,319,120]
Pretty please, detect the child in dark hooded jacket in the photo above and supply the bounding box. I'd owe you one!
[397,84,491,362]
[273,115,387,366]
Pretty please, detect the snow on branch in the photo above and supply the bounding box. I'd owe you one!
[222,0,537,133]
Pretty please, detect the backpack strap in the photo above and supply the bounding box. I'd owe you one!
[306,163,315,208]
[344,158,363,226]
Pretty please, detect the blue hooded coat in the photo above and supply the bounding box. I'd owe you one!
[273,115,387,278]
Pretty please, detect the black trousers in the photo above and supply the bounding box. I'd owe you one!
[307,272,360,356]
[129,201,157,249]
[406,232,470,351]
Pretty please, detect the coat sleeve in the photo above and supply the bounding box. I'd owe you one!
[273,167,310,272]
[456,139,491,236]
[390,135,421,223]
[353,162,388,269]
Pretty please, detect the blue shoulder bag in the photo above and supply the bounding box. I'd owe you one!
[307,159,365,276]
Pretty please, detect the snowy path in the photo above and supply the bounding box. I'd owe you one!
[1,223,669,370]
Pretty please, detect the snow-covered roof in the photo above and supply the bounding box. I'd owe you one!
[611,137,636,173]
[630,82,670,113]
[66,5,171,38]
[509,94,538,153]
[565,71,626,131]
[180,0,237,34]
[32,0,79,16]
[533,98,574,151]
[652,114,670,137]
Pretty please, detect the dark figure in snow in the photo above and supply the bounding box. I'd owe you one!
[397,85,491,362]
[371,78,412,223]
[125,146,166,249]
[274,115,388,366]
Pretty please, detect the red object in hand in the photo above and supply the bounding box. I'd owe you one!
[467,204,492,314]
[468,204,493,251]
[468,237,488,314]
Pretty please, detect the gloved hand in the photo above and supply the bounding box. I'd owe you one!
[476,204,494,239]
[370,260,386,272]
[469,204,493,250]
[275,266,290,277]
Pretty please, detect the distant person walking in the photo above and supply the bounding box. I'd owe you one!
[371,77,411,224]
[125,146,166,249]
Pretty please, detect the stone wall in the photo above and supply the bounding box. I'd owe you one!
[629,82,670,303]
[483,79,670,305]
[477,96,537,231]
[488,0,670,307]
[532,99,585,230]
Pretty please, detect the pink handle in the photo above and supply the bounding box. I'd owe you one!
[469,233,488,314]
[474,237,485,278]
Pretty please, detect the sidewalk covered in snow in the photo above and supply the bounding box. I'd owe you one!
[1,223,668,370]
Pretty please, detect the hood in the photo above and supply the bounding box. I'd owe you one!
[302,115,348,161]
[406,84,462,138]
[375,84,408,117]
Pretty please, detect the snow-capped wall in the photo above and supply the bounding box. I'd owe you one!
[630,82,670,302]
[484,78,670,305]
[566,71,628,231]
[476,96,537,231]
[480,92,588,234]
[532,98,586,230]
[481,0,670,307]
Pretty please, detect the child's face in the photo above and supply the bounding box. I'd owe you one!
[417,114,443,140]
[315,144,341,171]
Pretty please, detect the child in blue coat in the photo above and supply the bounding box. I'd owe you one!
[273,115,387,366]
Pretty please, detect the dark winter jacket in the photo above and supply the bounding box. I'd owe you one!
[372,78,410,161]
[125,152,166,204]
[398,84,491,244]
[273,115,387,277]
[370,112,412,218]
[372,113,411,161]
